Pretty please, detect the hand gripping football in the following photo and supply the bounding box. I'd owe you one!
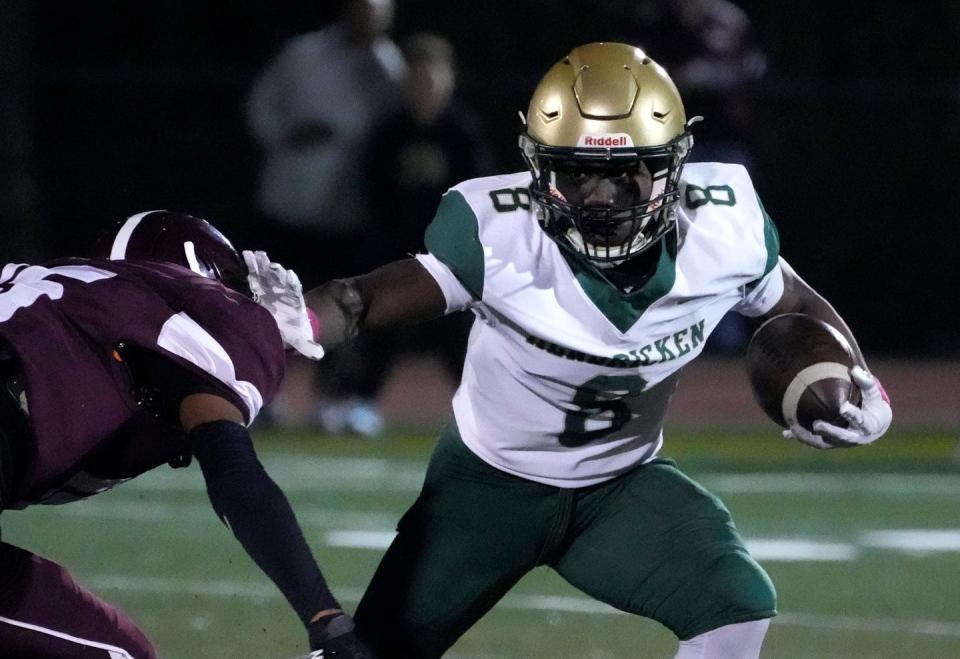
[746,313,862,432]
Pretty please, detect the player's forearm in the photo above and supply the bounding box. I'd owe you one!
[305,278,365,348]
[304,258,447,348]
[191,421,340,625]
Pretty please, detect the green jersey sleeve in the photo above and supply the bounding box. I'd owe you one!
[424,189,485,299]
[757,195,780,278]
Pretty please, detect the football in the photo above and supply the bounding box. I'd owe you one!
[746,313,862,431]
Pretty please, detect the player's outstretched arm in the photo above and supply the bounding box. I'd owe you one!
[180,394,373,657]
[755,259,892,448]
[304,258,447,349]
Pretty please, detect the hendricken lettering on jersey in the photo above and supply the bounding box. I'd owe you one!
[577,134,634,147]
[524,319,706,368]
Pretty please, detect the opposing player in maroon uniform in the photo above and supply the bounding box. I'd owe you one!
[0,211,370,658]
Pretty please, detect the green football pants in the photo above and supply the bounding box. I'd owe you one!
[354,422,776,658]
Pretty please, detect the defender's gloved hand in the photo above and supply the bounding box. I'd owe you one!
[784,366,892,449]
[243,250,324,360]
[306,613,375,659]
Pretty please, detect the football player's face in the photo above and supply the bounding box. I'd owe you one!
[553,160,653,210]
[553,161,654,245]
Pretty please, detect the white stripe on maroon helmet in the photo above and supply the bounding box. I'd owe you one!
[182,240,202,275]
[109,210,163,260]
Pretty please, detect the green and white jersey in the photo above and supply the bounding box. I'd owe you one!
[415,162,782,488]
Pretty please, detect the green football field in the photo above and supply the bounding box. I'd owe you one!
[3,427,959,659]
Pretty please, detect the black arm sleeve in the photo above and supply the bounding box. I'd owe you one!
[190,420,339,624]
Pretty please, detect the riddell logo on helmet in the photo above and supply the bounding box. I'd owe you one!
[577,134,634,147]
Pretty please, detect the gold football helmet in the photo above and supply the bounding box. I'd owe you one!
[520,42,695,264]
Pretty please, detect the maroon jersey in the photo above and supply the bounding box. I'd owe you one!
[0,258,284,508]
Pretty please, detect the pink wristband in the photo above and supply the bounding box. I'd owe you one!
[306,308,320,341]
[875,378,890,404]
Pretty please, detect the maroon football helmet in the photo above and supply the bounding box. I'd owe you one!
[98,210,249,293]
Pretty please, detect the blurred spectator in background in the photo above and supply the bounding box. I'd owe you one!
[246,0,406,432]
[608,0,767,354]
[359,32,492,389]
[614,0,767,168]
[367,33,492,262]
[247,0,405,245]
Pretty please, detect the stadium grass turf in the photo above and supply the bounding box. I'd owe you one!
[2,427,957,658]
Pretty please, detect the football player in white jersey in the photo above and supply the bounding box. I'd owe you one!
[250,42,892,658]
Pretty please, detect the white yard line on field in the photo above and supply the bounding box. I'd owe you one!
[774,612,960,638]
[43,500,398,529]
[18,499,960,559]
[327,532,865,562]
[85,575,960,639]
[702,473,960,496]
[109,457,960,497]
[326,530,397,549]
[325,531,960,562]
[117,456,427,492]
[744,539,859,561]
[861,529,960,554]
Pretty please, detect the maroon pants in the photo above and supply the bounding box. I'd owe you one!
[0,542,156,658]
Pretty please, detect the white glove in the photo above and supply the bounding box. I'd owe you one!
[242,250,325,360]
[783,366,892,449]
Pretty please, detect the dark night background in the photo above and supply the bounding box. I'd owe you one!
[1,1,958,357]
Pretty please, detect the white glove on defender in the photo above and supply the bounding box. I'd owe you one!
[243,250,325,361]
[784,366,892,449]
